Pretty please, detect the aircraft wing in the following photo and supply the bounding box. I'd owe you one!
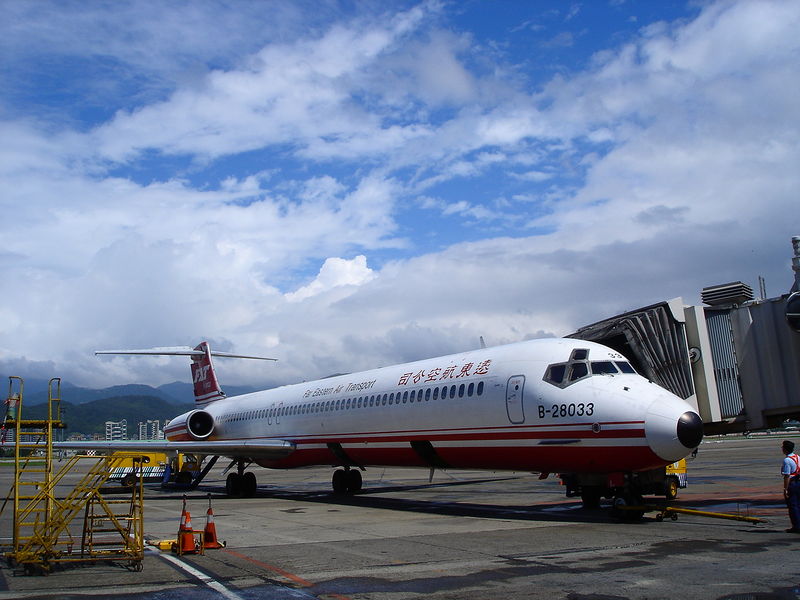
[52,439,295,459]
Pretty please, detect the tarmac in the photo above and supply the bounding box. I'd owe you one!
[0,435,799,600]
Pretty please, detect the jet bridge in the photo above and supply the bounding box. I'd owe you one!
[568,298,696,402]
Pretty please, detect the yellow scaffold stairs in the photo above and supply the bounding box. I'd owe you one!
[1,377,63,558]
[1,376,146,574]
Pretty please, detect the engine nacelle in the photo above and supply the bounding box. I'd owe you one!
[164,409,215,441]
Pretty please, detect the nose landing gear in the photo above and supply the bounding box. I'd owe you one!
[611,492,646,522]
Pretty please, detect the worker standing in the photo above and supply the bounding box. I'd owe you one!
[781,440,800,533]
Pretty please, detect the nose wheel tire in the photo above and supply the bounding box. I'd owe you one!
[612,493,645,522]
[580,487,602,509]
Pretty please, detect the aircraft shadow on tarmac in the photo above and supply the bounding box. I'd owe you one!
[146,477,627,525]
[145,474,787,526]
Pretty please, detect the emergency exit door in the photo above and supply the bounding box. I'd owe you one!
[506,375,525,424]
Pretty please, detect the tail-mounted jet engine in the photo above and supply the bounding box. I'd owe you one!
[166,409,215,441]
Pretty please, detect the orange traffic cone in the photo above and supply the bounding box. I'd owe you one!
[203,494,225,549]
[177,498,198,555]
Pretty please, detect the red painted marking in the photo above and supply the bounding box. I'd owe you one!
[224,548,352,600]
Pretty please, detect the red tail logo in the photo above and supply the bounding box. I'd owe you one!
[190,342,225,404]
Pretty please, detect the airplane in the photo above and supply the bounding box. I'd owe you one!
[55,338,704,512]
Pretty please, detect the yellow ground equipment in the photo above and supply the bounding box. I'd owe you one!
[1,376,147,574]
[651,504,764,524]
[665,458,688,500]
[2,377,63,558]
[109,452,168,487]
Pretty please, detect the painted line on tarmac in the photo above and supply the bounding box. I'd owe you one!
[224,547,353,600]
[150,549,245,600]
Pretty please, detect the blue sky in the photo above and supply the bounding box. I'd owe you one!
[1,0,798,389]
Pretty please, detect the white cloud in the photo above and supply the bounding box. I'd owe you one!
[286,256,376,302]
[85,4,434,163]
[0,0,798,392]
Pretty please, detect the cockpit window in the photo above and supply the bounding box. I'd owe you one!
[544,349,635,388]
[546,364,566,384]
[591,361,618,375]
[568,362,589,381]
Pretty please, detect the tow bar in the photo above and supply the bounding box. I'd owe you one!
[620,503,765,524]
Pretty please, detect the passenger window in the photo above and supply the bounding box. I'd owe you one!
[458,384,465,398]
[425,388,431,401]
[382,394,388,405]
[433,387,439,400]
[450,385,456,399]
[615,361,636,374]
[403,391,408,403]
[467,382,474,396]
[477,381,484,395]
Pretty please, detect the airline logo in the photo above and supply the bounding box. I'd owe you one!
[194,364,211,383]
[397,359,492,386]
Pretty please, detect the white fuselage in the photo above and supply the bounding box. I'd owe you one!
[165,338,699,475]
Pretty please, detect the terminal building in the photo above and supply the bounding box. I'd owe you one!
[570,237,800,434]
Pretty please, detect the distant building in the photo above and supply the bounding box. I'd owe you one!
[2,427,15,444]
[137,419,163,440]
[105,419,127,441]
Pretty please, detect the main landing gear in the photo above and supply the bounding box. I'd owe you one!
[225,459,257,497]
[331,467,362,495]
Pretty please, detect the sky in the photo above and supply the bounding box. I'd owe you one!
[1,0,798,391]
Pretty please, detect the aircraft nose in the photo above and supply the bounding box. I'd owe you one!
[645,393,704,463]
[677,410,704,449]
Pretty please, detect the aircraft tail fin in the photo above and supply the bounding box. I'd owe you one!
[96,342,276,406]
[191,342,225,405]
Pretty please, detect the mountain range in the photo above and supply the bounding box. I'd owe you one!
[0,376,259,405]
[0,376,261,438]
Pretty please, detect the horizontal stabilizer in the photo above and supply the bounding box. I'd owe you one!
[95,341,275,406]
[95,346,276,361]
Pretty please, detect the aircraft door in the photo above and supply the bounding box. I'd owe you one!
[506,375,525,424]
